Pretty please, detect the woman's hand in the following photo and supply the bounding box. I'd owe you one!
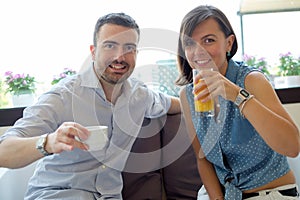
[193,69,239,103]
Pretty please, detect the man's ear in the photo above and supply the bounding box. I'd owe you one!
[90,45,96,61]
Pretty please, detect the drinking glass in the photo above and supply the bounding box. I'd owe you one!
[193,69,214,117]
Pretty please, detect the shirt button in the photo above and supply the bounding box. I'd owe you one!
[101,165,106,169]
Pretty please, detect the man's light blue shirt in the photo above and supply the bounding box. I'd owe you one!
[0,64,171,200]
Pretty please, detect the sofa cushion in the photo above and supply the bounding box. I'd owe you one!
[122,117,163,200]
[161,114,202,199]
[122,114,202,199]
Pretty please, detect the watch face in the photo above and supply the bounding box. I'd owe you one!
[36,137,44,149]
[240,89,250,97]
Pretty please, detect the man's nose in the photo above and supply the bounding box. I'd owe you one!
[113,47,126,62]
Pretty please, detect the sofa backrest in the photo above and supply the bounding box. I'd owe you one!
[122,113,202,199]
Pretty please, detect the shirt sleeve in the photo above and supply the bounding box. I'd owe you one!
[0,90,65,143]
[144,89,171,118]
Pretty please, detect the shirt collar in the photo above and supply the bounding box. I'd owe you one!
[78,62,135,103]
[225,59,240,83]
[79,62,101,89]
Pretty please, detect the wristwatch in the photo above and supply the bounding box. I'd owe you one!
[234,88,251,107]
[36,134,53,156]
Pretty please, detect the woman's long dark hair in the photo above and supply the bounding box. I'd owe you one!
[176,5,238,86]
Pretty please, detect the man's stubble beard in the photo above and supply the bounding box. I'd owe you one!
[100,68,134,85]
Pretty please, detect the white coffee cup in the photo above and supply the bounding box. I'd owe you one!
[77,125,108,151]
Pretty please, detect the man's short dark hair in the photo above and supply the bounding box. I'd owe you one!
[93,12,140,46]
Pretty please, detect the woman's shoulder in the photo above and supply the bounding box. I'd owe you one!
[230,60,262,87]
[233,60,257,73]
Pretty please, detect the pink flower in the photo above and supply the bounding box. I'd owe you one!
[59,73,67,78]
[3,71,36,95]
[280,52,291,58]
[13,74,21,79]
[4,71,13,76]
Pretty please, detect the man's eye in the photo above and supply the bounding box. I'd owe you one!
[103,43,115,49]
[124,45,136,53]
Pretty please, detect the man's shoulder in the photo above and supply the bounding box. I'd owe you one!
[128,77,144,85]
[52,75,81,89]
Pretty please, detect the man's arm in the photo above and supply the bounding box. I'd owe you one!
[0,122,90,169]
[167,97,181,114]
[0,136,43,169]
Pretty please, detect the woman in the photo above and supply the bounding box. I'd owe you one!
[176,5,300,200]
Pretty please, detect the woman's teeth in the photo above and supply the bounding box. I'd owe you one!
[195,59,211,65]
[195,60,209,64]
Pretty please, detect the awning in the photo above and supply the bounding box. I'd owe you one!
[238,0,300,15]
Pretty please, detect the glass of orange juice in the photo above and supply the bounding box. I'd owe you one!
[192,69,214,117]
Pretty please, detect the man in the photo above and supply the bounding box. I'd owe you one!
[0,13,180,199]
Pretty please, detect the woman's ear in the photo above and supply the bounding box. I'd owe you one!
[226,34,235,52]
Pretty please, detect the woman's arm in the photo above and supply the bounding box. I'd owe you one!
[242,72,299,157]
[197,69,299,157]
[179,87,224,199]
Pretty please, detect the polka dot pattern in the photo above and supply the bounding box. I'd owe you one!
[185,60,290,199]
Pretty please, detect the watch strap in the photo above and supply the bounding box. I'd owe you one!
[36,133,53,156]
[234,88,251,107]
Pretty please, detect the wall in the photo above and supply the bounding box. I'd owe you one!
[283,103,300,187]
[284,103,300,129]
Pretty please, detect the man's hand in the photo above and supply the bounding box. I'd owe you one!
[46,122,90,154]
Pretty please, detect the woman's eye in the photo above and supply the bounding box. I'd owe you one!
[186,41,194,47]
[184,39,196,47]
[203,38,215,44]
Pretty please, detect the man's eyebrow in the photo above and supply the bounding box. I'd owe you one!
[102,41,136,47]
[124,42,137,47]
[102,40,119,45]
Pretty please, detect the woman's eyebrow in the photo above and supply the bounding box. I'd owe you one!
[200,34,217,40]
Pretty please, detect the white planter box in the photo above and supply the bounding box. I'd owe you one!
[274,75,300,88]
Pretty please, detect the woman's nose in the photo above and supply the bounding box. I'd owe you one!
[194,44,206,55]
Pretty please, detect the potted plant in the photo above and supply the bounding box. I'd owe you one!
[4,71,36,107]
[51,68,77,85]
[275,52,300,88]
[243,54,271,76]
[277,52,300,76]
[0,79,9,108]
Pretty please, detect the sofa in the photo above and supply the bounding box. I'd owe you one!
[0,111,203,199]
[2,105,299,199]
[122,113,202,199]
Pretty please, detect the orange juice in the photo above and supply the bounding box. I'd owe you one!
[193,68,214,117]
[194,80,214,112]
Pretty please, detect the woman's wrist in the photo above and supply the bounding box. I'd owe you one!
[239,94,254,118]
